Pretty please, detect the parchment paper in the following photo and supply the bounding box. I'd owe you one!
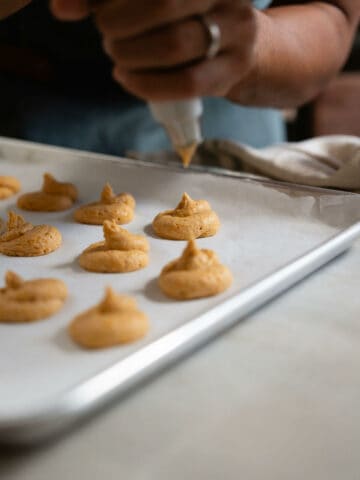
[0,138,359,417]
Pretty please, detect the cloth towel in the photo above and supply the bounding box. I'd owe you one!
[131,135,360,192]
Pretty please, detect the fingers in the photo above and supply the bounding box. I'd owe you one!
[50,0,257,102]
[94,0,216,39]
[107,3,257,100]
[113,53,241,101]
[50,0,89,20]
[103,9,237,70]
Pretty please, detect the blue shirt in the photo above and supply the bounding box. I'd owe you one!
[0,0,285,155]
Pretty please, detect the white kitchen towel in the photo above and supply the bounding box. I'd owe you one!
[130,135,360,191]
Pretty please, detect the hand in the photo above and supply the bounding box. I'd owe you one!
[51,0,257,102]
[0,0,32,20]
[51,0,89,20]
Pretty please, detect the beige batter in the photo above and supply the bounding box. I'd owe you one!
[176,142,198,168]
[0,176,21,200]
[0,271,68,323]
[17,173,78,212]
[79,219,149,273]
[0,211,62,257]
[152,192,220,240]
[74,183,135,225]
[69,287,149,349]
[159,239,233,300]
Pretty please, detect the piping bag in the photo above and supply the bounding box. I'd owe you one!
[149,99,203,167]
[87,1,203,167]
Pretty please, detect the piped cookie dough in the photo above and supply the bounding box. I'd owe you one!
[176,143,198,168]
[152,192,220,240]
[0,211,62,257]
[17,173,78,212]
[69,287,149,349]
[79,220,149,273]
[74,183,135,225]
[0,271,67,323]
[159,239,233,300]
[0,176,21,200]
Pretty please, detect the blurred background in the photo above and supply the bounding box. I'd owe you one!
[283,21,360,141]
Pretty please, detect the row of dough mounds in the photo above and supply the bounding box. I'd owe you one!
[0,173,233,350]
[0,210,231,300]
[0,236,232,349]
[0,272,148,349]
[1,173,220,240]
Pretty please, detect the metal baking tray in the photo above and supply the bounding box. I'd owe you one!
[0,137,360,445]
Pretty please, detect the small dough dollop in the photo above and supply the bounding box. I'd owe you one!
[152,192,220,240]
[176,143,198,168]
[0,211,62,257]
[17,173,78,211]
[159,239,232,300]
[0,176,21,200]
[79,219,149,273]
[69,287,149,349]
[0,271,67,323]
[74,183,135,225]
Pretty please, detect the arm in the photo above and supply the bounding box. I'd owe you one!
[0,0,31,19]
[50,0,360,109]
[229,1,360,107]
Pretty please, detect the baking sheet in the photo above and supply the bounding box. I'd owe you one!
[1,138,360,428]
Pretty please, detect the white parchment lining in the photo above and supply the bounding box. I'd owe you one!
[0,139,359,416]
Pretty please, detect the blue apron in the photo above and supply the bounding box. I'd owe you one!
[0,0,285,155]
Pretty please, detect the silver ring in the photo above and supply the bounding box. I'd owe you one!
[200,16,221,60]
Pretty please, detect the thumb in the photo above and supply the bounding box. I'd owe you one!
[50,0,90,20]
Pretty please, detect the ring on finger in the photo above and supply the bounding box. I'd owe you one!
[199,15,222,60]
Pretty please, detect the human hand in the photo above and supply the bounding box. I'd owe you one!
[50,0,257,102]
[51,0,89,20]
